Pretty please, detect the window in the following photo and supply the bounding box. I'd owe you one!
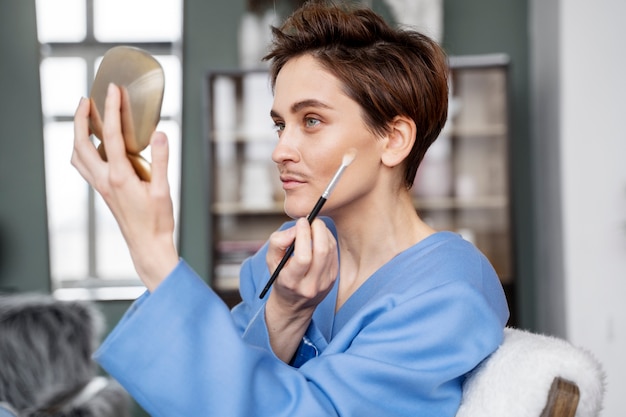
[36,0,183,300]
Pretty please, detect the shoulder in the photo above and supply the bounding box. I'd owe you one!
[391,231,494,287]
[370,231,509,323]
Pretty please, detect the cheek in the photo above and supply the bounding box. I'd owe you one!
[337,147,381,192]
[313,156,339,179]
[304,144,343,185]
[338,161,373,193]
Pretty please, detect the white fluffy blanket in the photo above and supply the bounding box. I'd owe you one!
[456,327,605,417]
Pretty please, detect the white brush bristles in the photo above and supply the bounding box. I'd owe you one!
[342,148,358,166]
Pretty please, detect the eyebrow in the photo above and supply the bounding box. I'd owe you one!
[270,99,332,118]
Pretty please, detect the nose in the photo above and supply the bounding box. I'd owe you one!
[271,134,300,165]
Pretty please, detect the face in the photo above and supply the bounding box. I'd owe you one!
[270,54,383,219]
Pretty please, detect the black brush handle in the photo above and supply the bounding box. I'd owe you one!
[259,196,327,299]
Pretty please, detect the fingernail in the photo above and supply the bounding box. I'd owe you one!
[153,134,166,146]
[107,82,117,94]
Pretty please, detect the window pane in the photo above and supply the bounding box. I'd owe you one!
[36,0,87,42]
[93,0,182,42]
[40,57,87,117]
[95,195,136,279]
[43,122,89,282]
[156,55,182,116]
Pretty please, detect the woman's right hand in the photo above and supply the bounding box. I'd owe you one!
[264,218,338,362]
[71,84,179,291]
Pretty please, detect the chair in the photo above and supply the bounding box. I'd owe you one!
[456,327,605,417]
[0,293,131,417]
[541,377,580,417]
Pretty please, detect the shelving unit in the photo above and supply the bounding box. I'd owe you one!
[205,54,516,321]
[413,54,515,323]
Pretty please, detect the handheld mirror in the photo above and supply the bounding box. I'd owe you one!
[89,46,165,181]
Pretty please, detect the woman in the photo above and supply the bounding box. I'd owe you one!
[72,2,508,416]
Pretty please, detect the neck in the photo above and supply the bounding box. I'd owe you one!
[331,188,435,310]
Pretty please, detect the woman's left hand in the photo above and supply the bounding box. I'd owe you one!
[71,84,179,291]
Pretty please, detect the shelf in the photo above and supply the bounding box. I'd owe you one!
[448,53,511,68]
[450,124,507,137]
[214,263,243,292]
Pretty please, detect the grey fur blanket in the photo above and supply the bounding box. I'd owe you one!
[0,294,130,417]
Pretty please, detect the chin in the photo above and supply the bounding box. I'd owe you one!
[283,200,309,220]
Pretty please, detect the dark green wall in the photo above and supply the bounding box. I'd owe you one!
[178,0,246,281]
[0,1,50,294]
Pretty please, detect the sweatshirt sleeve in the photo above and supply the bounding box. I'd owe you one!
[93,260,338,417]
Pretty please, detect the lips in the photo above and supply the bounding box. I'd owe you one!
[279,172,307,190]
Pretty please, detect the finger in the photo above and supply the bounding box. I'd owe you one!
[267,225,297,270]
[102,83,134,180]
[149,131,171,197]
[71,97,104,184]
[292,218,313,267]
[310,218,334,259]
[309,219,337,280]
[271,224,297,252]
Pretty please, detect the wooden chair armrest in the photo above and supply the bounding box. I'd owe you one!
[540,377,580,417]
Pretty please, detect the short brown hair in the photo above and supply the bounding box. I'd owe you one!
[264,1,449,188]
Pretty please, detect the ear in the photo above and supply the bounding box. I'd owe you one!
[380,115,416,168]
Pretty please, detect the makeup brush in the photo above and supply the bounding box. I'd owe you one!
[259,148,357,299]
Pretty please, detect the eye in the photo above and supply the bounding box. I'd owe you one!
[272,121,285,133]
[305,117,321,128]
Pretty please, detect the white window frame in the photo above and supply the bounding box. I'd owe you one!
[37,0,183,301]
